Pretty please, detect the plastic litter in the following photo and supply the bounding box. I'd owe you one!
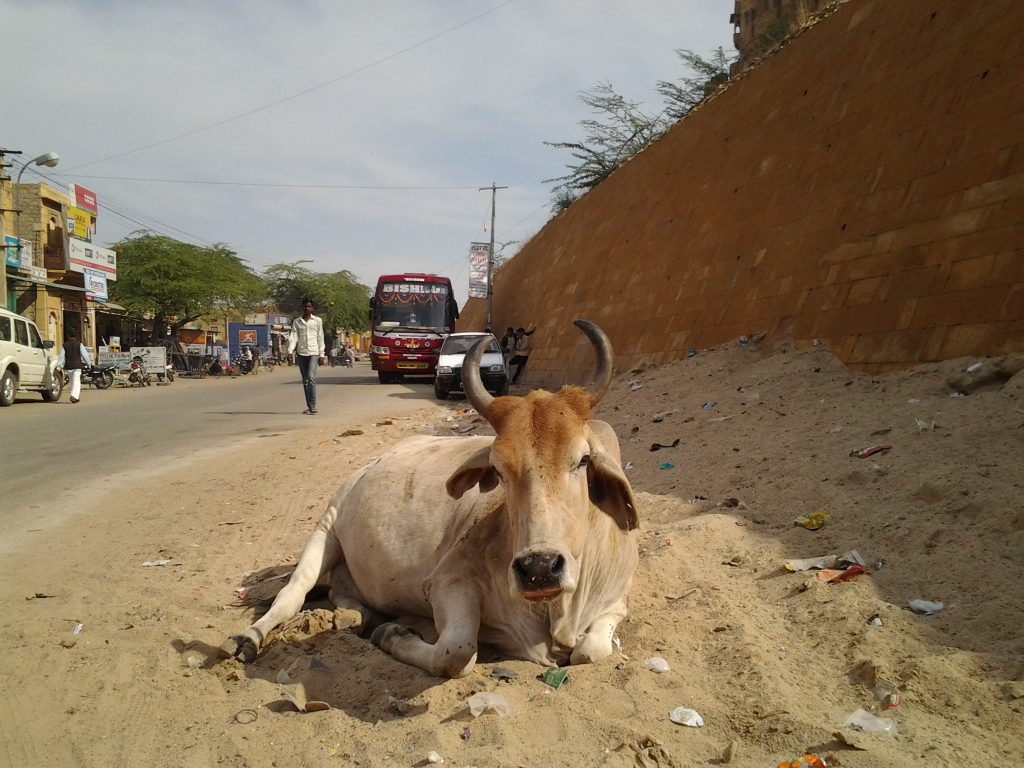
[629,381,644,392]
[850,444,891,458]
[142,559,172,567]
[777,756,828,768]
[540,667,569,689]
[467,691,512,717]
[966,362,983,373]
[816,565,866,583]
[668,707,704,727]
[657,463,674,471]
[73,623,84,635]
[652,410,675,422]
[908,599,944,615]
[843,707,896,734]
[490,667,517,682]
[837,550,866,567]
[784,555,836,572]
[426,751,444,764]
[460,726,471,741]
[644,656,671,673]
[624,461,634,471]
[794,511,831,530]
[868,614,883,627]
[701,401,716,409]
[687,348,698,358]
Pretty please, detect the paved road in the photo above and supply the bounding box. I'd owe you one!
[0,361,440,543]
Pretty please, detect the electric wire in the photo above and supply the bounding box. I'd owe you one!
[64,0,515,173]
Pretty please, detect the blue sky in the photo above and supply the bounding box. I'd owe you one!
[4,1,734,306]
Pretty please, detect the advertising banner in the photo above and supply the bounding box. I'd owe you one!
[68,184,98,214]
[4,236,19,268]
[67,206,93,242]
[468,242,490,299]
[68,238,117,279]
[83,268,108,301]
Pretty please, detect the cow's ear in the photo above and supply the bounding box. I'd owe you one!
[446,446,498,499]
[587,451,639,531]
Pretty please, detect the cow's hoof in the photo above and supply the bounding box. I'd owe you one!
[370,622,412,650]
[219,635,259,663]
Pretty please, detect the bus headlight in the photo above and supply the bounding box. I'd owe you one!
[370,345,390,355]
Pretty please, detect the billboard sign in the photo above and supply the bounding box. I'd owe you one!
[67,206,93,242]
[68,239,117,280]
[68,184,98,214]
[468,242,490,299]
[83,268,108,301]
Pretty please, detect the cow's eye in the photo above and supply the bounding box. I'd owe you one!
[577,455,590,470]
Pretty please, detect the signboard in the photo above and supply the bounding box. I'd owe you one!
[67,206,93,242]
[18,240,32,270]
[130,346,167,371]
[83,268,108,301]
[68,238,117,280]
[68,184,98,214]
[4,236,19,268]
[238,329,258,345]
[468,242,490,299]
[30,266,47,281]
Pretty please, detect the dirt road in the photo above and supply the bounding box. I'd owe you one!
[1,343,1021,768]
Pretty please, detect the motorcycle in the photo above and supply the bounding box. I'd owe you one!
[83,363,116,389]
[233,355,253,375]
[128,354,152,387]
[157,359,175,383]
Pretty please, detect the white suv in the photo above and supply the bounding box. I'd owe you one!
[0,308,64,406]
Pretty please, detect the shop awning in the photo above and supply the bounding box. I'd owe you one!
[7,275,87,292]
[92,300,126,312]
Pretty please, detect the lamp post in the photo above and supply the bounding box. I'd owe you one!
[2,151,60,308]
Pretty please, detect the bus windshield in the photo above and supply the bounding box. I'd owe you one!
[372,281,455,332]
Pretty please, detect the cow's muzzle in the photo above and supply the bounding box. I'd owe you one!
[513,551,567,600]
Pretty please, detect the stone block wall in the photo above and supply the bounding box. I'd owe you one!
[459,0,1024,383]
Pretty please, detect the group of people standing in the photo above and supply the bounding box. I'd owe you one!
[500,326,535,384]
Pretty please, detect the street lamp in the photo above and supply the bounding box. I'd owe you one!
[16,151,60,186]
[2,151,60,307]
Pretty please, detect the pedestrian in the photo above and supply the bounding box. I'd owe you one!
[509,326,535,384]
[329,346,338,367]
[57,331,92,404]
[500,326,515,364]
[251,346,260,375]
[287,297,326,414]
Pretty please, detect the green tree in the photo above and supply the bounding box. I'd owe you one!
[545,48,738,207]
[110,232,264,339]
[264,261,370,339]
[544,82,669,198]
[655,47,736,121]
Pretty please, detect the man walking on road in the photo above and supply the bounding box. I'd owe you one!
[287,298,325,414]
[57,331,92,404]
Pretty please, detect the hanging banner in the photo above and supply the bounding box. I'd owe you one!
[468,242,490,299]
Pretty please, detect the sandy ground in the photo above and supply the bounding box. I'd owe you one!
[1,338,1022,768]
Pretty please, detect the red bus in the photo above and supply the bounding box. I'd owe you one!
[368,273,460,383]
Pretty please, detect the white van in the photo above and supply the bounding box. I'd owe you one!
[0,308,64,406]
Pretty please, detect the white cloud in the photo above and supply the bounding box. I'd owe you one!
[5,0,734,304]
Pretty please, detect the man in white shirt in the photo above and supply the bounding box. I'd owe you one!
[287,298,326,414]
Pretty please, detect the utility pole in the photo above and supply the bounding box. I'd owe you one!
[479,182,507,331]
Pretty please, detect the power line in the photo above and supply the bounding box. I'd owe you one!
[64,1,515,172]
[69,175,483,190]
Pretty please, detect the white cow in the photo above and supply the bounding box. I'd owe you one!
[221,320,639,677]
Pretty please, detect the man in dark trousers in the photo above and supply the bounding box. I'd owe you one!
[509,326,535,384]
[57,331,92,404]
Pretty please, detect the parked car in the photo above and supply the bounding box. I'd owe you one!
[0,308,64,406]
[434,332,508,400]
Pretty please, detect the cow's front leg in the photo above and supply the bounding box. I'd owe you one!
[570,602,628,665]
[371,583,479,678]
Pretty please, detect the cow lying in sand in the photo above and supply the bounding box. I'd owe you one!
[221,320,639,677]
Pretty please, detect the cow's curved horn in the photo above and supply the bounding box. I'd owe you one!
[462,336,495,419]
[574,320,613,407]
